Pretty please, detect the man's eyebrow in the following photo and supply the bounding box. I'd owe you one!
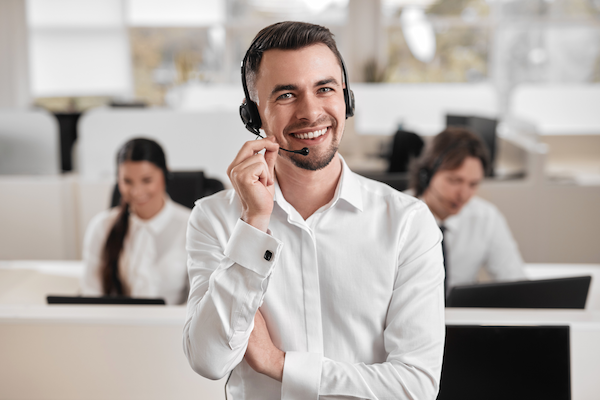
[316,77,340,87]
[270,84,297,97]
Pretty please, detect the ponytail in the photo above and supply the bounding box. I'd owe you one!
[101,202,130,295]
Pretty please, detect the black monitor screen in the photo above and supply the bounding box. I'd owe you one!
[437,325,571,400]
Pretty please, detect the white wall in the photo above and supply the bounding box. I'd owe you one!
[0,0,30,108]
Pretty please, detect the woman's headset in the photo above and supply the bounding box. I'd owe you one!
[239,35,355,136]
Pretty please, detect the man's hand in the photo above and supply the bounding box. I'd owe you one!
[227,137,280,232]
[245,309,285,382]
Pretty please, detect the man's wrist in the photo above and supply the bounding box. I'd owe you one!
[241,213,271,233]
[266,350,285,382]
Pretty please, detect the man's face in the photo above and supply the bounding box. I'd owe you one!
[253,44,347,171]
[424,156,484,220]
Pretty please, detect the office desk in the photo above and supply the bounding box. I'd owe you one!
[1,261,599,400]
[0,261,227,400]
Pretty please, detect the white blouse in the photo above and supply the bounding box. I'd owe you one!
[81,197,191,305]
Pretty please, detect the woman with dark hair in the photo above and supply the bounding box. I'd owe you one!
[81,138,191,304]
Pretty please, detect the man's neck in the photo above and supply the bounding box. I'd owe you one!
[276,154,342,220]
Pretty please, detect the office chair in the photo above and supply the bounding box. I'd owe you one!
[387,129,425,173]
[110,171,224,210]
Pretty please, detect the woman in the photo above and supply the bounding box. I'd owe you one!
[81,138,191,304]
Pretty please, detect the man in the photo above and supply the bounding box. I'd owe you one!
[410,127,526,294]
[183,21,444,399]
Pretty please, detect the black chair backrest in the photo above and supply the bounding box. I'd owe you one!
[110,171,224,209]
[387,130,425,173]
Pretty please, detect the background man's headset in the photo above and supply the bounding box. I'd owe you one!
[239,36,355,156]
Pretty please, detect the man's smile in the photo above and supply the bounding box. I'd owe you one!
[290,127,328,140]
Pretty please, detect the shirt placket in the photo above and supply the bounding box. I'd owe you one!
[300,225,323,355]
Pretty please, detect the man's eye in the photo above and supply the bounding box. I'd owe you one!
[277,93,293,100]
[318,87,333,93]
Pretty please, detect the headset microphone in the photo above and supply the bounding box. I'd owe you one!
[280,147,309,156]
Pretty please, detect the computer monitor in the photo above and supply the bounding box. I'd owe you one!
[446,276,591,309]
[446,114,497,177]
[47,295,165,305]
[438,325,571,400]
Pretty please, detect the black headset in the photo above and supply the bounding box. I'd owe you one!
[239,36,355,137]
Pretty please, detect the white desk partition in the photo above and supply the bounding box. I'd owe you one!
[0,305,227,400]
[0,176,78,260]
[78,108,252,185]
[510,84,600,136]
[352,83,499,136]
[1,261,599,399]
[0,108,60,175]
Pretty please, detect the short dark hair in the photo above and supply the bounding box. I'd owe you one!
[410,127,490,197]
[244,21,343,101]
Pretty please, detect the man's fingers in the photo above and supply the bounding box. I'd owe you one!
[263,146,279,186]
[227,137,279,178]
[230,154,268,186]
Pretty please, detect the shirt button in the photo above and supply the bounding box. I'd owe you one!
[264,250,273,261]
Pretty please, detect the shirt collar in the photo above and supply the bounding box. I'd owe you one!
[273,154,363,215]
[129,196,174,234]
[337,154,363,211]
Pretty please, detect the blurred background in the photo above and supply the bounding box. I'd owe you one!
[1,0,598,263]
[0,1,599,399]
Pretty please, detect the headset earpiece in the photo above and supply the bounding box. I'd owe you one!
[345,88,355,118]
[419,167,432,191]
[239,99,262,136]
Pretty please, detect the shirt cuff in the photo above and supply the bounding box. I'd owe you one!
[224,218,283,277]
[281,351,322,400]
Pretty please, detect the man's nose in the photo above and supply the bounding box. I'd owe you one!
[295,93,322,122]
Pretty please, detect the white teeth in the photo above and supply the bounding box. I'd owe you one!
[292,128,327,140]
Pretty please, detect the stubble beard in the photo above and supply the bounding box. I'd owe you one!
[285,140,338,171]
[281,117,341,171]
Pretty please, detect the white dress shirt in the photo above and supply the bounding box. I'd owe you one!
[183,157,445,400]
[81,197,191,305]
[442,196,526,289]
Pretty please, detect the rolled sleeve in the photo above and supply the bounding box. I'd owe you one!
[281,351,322,400]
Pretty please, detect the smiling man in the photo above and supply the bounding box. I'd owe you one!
[410,127,526,295]
[183,21,445,400]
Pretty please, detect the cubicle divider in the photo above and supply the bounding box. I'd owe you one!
[351,83,499,136]
[0,108,61,175]
[78,108,251,184]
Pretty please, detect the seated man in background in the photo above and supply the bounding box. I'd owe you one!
[410,127,526,296]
